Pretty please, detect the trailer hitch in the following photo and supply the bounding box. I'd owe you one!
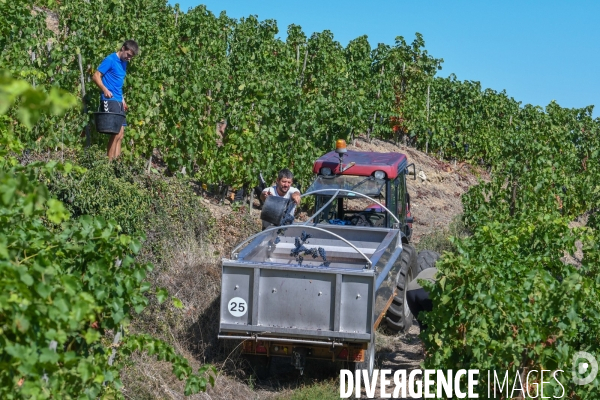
[291,347,308,375]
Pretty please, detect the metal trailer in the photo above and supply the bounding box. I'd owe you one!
[218,191,408,375]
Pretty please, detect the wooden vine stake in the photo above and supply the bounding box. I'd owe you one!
[426,84,430,154]
[77,52,91,148]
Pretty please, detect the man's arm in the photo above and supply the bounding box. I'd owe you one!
[122,95,128,111]
[291,190,301,205]
[260,188,271,203]
[92,71,113,99]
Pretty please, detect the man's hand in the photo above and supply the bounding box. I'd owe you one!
[92,70,113,99]
[292,191,301,205]
[260,189,271,203]
[122,99,128,111]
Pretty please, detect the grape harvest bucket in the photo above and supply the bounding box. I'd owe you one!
[93,112,125,135]
[260,196,291,226]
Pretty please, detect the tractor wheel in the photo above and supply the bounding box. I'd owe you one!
[385,244,417,333]
[417,250,440,273]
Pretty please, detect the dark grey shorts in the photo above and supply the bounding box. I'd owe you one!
[99,100,127,126]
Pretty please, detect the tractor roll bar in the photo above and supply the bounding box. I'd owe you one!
[300,189,400,225]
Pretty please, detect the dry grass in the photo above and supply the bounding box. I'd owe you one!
[120,201,265,399]
[414,214,470,254]
[122,353,260,400]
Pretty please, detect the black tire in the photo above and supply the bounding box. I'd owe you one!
[417,250,440,273]
[385,244,417,333]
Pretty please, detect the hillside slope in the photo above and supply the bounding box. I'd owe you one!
[346,137,486,244]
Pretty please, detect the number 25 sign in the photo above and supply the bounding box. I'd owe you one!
[228,297,248,317]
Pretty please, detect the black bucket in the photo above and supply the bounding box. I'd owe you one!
[94,112,126,135]
[261,196,291,226]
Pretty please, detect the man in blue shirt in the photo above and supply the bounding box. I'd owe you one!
[92,40,139,159]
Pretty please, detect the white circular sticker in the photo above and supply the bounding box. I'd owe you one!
[227,297,248,317]
[572,351,599,385]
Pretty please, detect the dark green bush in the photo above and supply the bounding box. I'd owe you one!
[47,147,150,234]
[45,146,212,237]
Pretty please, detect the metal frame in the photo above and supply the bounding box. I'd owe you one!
[230,225,373,268]
[220,322,372,341]
[300,188,400,224]
[304,188,340,225]
[217,335,343,347]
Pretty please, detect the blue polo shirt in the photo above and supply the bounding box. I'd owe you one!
[98,53,128,102]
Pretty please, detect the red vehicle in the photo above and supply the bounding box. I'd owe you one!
[310,140,414,240]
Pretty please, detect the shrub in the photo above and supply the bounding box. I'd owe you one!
[46,147,151,235]
[415,214,470,254]
[422,213,600,398]
[0,74,215,398]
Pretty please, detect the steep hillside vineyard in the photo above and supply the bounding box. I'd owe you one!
[2,0,600,397]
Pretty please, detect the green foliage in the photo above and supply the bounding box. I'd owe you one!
[46,147,151,234]
[421,101,600,397]
[3,0,599,189]
[0,0,444,188]
[45,144,212,238]
[415,215,469,254]
[0,171,143,396]
[0,74,215,397]
[0,71,79,129]
[422,214,600,398]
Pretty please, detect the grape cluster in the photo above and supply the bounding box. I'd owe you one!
[272,228,329,267]
[278,199,298,227]
[290,245,309,258]
[286,231,330,266]
[280,210,295,226]
[301,248,319,259]
[318,247,330,267]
